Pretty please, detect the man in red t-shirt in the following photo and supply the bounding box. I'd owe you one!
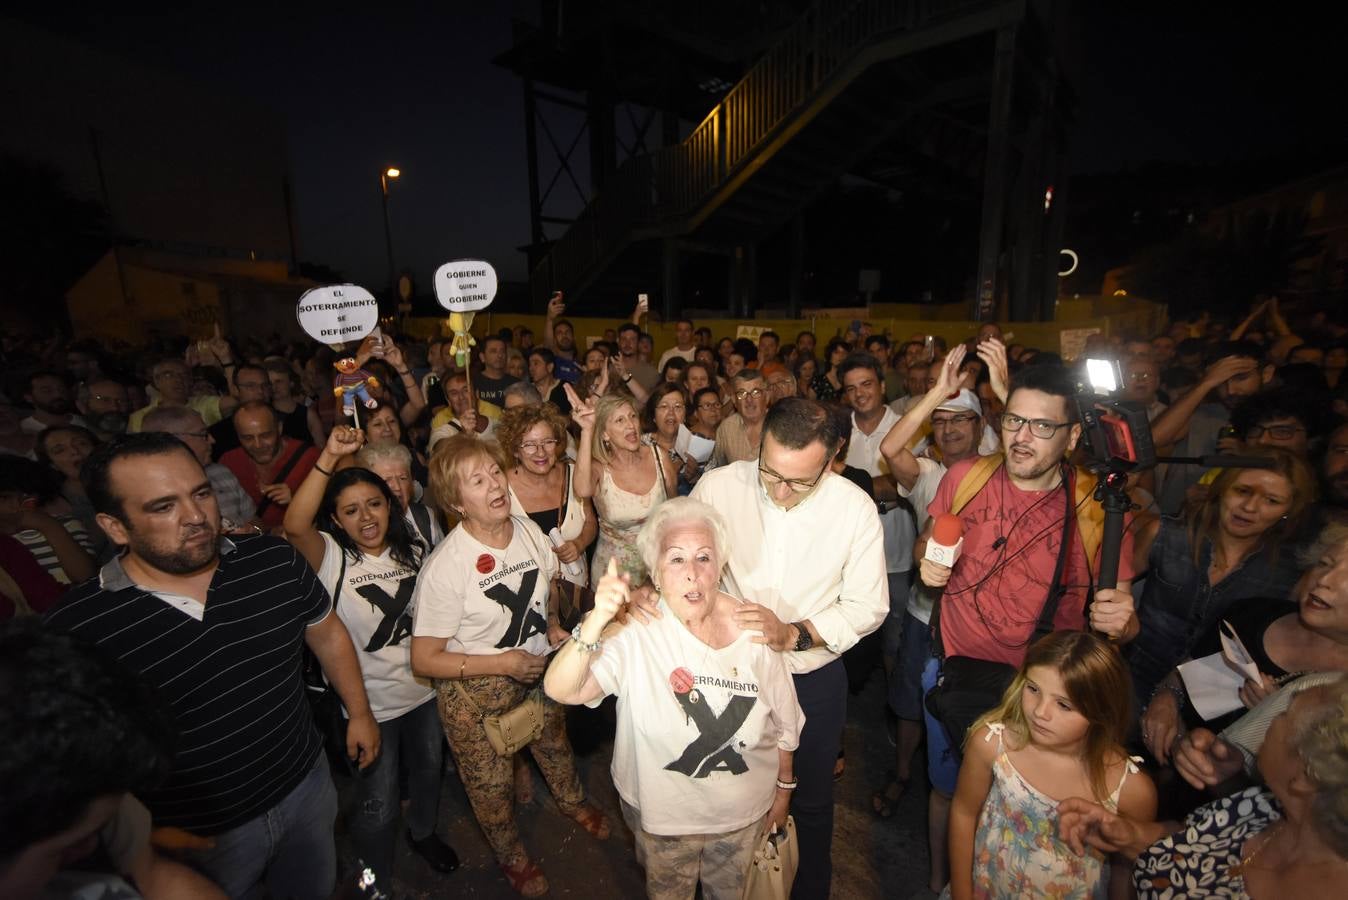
[913,364,1138,894]
[220,402,319,532]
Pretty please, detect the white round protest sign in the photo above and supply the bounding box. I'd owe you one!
[296,284,380,344]
[434,260,498,312]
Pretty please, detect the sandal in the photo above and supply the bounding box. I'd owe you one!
[871,776,909,818]
[568,804,611,840]
[501,857,549,897]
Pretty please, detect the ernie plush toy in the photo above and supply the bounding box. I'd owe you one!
[332,356,380,417]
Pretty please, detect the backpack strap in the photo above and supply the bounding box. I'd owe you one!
[409,502,433,549]
[950,454,1003,515]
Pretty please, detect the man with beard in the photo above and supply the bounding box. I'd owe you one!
[915,364,1138,895]
[78,377,131,441]
[1318,420,1348,520]
[615,323,659,393]
[219,402,319,532]
[44,432,379,899]
[542,295,583,384]
[20,372,86,435]
[1152,341,1275,514]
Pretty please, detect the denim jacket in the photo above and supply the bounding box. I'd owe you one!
[1127,515,1301,705]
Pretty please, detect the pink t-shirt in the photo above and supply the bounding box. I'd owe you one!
[929,457,1134,667]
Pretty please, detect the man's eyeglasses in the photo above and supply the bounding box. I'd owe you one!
[758,451,832,494]
[999,413,1071,439]
[1245,424,1305,440]
[735,388,767,401]
[519,439,560,453]
[931,413,979,429]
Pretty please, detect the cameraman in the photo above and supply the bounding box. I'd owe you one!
[913,364,1138,894]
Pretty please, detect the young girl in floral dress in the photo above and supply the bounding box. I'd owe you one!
[947,631,1157,899]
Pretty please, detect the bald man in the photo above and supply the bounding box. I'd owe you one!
[218,402,318,531]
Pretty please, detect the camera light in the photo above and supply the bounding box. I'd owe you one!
[1085,358,1119,393]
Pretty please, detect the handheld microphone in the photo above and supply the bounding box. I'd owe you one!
[924,513,965,568]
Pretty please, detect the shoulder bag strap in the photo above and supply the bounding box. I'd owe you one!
[1031,465,1075,641]
[931,454,1002,659]
[256,443,309,518]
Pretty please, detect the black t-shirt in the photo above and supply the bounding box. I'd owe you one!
[475,373,519,408]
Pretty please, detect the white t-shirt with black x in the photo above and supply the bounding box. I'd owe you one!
[412,516,557,657]
[588,597,804,836]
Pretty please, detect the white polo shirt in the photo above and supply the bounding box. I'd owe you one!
[846,407,915,574]
[691,461,888,674]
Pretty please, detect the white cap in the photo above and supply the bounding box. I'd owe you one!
[934,388,982,417]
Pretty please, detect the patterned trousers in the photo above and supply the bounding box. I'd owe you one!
[435,675,586,866]
[620,799,762,900]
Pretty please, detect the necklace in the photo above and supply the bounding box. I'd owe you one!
[1231,820,1348,878]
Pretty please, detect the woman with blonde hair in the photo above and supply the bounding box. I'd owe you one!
[1127,446,1315,707]
[410,434,609,897]
[563,385,675,586]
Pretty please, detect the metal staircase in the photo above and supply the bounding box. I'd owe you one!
[521,0,1066,318]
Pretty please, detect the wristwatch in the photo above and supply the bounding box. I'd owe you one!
[791,623,813,651]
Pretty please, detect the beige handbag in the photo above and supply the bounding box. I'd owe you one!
[741,815,798,900]
[452,681,546,756]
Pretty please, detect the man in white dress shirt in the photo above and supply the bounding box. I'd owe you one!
[691,398,887,899]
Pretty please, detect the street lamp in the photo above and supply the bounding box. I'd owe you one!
[379,166,401,314]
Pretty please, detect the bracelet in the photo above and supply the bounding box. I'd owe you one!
[775,779,798,791]
[570,623,602,653]
[314,463,334,477]
[1149,679,1186,706]
[397,369,412,377]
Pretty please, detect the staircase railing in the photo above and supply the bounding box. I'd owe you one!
[533,0,996,300]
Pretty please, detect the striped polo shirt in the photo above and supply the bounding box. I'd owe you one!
[44,535,330,835]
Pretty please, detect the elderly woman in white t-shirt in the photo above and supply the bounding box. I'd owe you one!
[545,497,803,900]
[410,433,609,898]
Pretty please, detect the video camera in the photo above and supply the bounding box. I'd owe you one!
[1073,358,1157,475]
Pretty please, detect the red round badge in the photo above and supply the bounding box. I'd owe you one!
[475,553,495,574]
[669,667,694,694]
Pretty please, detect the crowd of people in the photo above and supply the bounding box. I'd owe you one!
[2,291,1348,900]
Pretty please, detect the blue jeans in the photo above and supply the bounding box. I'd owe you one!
[187,753,338,899]
[349,699,444,885]
[789,660,846,900]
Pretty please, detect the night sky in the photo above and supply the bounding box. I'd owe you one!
[10,5,1347,292]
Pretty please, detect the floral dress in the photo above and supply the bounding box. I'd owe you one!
[1132,786,1280,899]
[971,723,1139,900]
[591,444,668,587]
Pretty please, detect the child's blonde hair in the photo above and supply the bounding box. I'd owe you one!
[970,630,1133,801]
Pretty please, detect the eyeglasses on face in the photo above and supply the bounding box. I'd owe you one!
[518,439,560,453]
[999,413,1070,439]
[735,388,767,401]
[931,413,979,429]
[757,452,831,494]
[1245,424,1305,440]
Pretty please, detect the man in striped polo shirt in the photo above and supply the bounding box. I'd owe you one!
[45,432,380,899]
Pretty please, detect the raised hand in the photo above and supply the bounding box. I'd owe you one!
[547,291,565,318]
[324,424,366,458]
[565,384,596,431]
[976,337,1010,403]
[203,323,233,365]
[931,344,968,397]
[382,340,405,370]
[1202,355,1257,390]
[585,557,630,635]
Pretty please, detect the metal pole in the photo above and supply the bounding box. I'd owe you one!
[380,172,396,315]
